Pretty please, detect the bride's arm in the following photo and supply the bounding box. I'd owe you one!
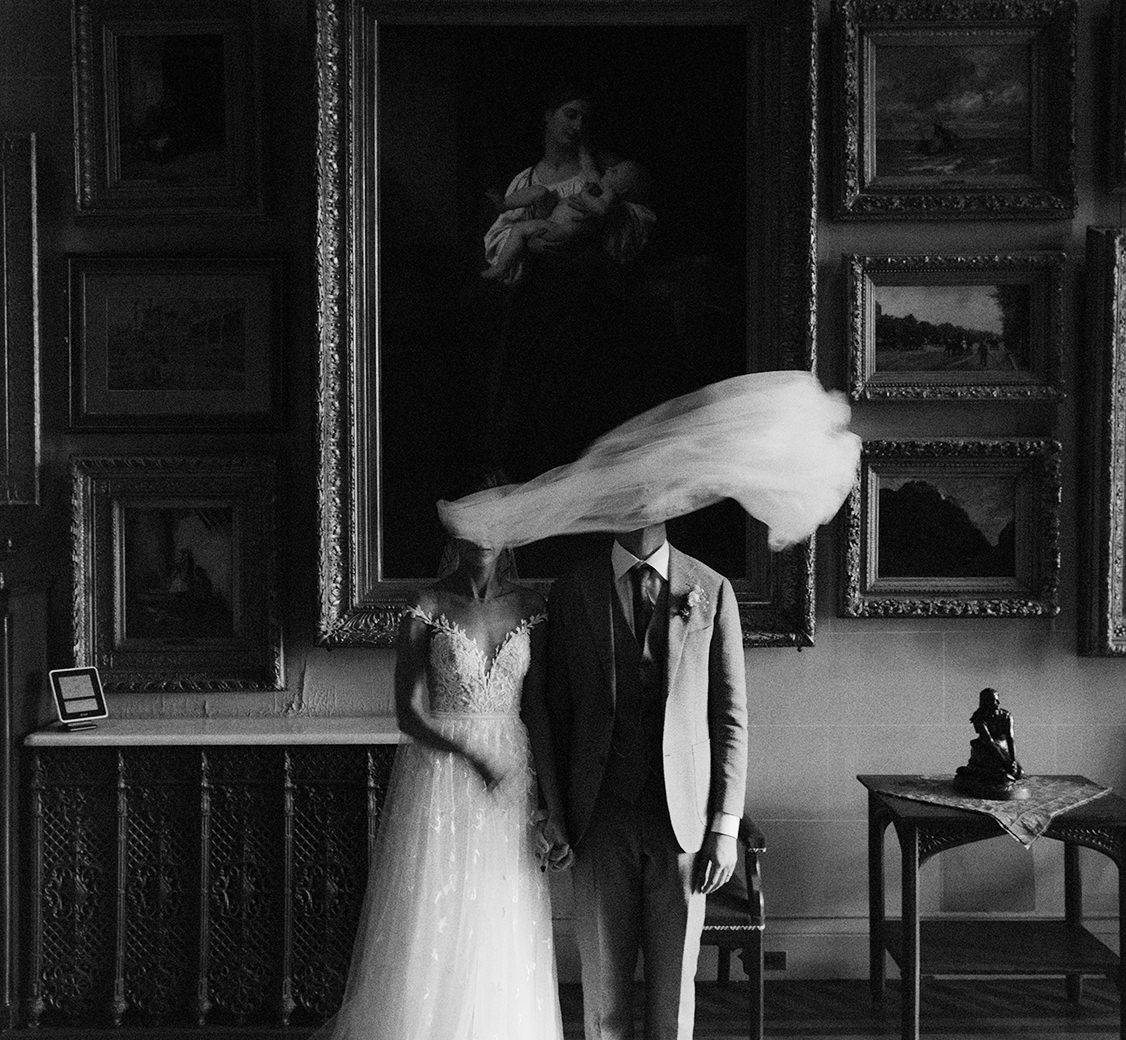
[394,611,500,788]
[521,621,564,817]
[521,619,573,866]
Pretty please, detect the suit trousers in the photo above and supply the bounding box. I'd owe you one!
[572,781,705,1040]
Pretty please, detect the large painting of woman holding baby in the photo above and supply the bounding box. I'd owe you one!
[376,24,750,578]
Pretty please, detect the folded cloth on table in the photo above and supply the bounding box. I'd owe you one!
[868,774,1111,847]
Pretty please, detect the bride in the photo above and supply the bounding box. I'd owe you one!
[313,482,572,1040]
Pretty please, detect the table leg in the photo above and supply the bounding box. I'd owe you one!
[1118,855,1126,1040]
[900,822,920,1040]
[1064,841,1082,1006]
[868,792,886,1006]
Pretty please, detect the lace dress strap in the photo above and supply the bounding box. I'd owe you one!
[405,606,547,638]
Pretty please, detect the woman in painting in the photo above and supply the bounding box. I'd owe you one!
[482,85,657,493]
[311,469,572,1040]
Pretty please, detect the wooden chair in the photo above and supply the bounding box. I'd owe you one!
[701,814,766,1040]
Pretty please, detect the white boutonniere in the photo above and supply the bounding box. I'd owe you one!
[676,583,708,621]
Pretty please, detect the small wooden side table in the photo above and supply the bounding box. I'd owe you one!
[858,774,1126,1040]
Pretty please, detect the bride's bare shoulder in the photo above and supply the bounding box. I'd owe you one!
[407,584,448,620]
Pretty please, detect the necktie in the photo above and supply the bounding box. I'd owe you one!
[631,562,655,643]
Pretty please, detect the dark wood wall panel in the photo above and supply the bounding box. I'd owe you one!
[24,744,398,1031]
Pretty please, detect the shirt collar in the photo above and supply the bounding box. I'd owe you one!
[611,539,670,582]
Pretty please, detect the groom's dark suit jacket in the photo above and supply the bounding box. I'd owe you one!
[547,545,748,853]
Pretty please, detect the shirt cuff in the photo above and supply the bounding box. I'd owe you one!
[709,812,740,838]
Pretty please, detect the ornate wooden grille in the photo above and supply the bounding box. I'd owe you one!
[26,744,397,1030]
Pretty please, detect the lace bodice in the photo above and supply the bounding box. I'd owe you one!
[408,608,546,716]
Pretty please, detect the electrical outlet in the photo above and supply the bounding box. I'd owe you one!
[763,951,787,971]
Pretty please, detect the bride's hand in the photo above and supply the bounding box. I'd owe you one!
[470,754,505,792]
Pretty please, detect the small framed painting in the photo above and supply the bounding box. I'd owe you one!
[69,257,282,431]
[841,439,1061,618]
[832,0,1076,220]
[845,252,1065,401]
[71,455,283,692]
[72,0,265,216]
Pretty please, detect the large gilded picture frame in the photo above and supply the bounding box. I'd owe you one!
[314,0,820,648]
[1082,228,1126,654]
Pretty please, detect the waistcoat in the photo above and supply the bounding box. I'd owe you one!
[602,578,667,802]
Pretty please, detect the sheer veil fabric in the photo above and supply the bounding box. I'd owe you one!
[439,370,861,550]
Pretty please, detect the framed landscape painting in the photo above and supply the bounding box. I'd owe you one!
[71,455,282,692]
[315,0,820,648]
[72,0,265,216]
[845,252,1065,400]
[833,0,1076,219]
[842,440,1061,618]
[69,257,281,431]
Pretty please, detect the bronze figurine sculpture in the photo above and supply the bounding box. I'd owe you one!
[953,688,1030,800]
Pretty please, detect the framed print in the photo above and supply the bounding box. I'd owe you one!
[72,0,265,216]
[841,439,1060,618]
[845,252,1065,401]
[71,455,282,692]
[832,0,1076,220]
[69,257,282,431]
[1081,228,1126,654]
[315,0,820,648]
[0,134,40,505]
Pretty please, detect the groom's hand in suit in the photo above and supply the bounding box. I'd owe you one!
[695,832,737,895]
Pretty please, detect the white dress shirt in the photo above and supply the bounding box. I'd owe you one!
[610,540,740,841]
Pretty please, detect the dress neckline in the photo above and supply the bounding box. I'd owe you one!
[531,165,586,190]
[407,608,545,677]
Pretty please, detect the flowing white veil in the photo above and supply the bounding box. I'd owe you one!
[439,370,860,551]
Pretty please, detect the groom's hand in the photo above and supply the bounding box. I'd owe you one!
[696,832,737,895]
[541,816,575,871]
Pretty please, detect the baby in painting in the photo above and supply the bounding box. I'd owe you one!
[481,157,648,282]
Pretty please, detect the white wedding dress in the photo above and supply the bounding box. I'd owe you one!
[313,608,563,1040]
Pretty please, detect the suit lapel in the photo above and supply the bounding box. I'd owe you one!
[665,546,694,692]
[575,556,616,708]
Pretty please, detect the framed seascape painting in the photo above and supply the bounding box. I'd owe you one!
[314,0,820,647]
[845,252,1065,401]
[832,0,1076,220]
[1081,228,1126,654]
[841,440,1061,618]
[69,257,282,431]
[71,455,282,692]
[72,0,265,216]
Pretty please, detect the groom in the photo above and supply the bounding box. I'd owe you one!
[546,522,748,1040]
